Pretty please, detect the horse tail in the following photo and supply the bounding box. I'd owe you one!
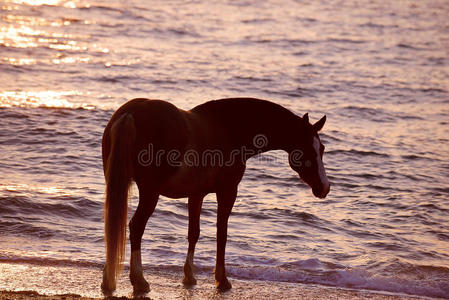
[103,113,136,291]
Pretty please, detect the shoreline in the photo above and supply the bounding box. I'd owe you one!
[0,284,429,300]
[0,262,435,300]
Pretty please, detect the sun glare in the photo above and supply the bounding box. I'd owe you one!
[0,91,84,109]
[0,26,40,48]
[5,0,62,6]
[0,183,71,196]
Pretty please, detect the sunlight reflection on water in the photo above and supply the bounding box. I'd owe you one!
[6,0,63,6]
[0,91,90,108]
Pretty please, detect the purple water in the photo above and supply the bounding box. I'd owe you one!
[0,0,448,298]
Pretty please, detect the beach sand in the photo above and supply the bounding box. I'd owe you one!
[0,262,430,300]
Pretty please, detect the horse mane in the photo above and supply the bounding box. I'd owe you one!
[192,98,296,118]
[191,98,301,150]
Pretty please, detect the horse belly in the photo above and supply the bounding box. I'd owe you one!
[160,166,218,198]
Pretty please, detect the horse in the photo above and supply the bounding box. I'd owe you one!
[100,97,330,295]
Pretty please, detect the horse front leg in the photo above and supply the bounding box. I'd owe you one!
[214,185,237,291]
[129,188,159,295]
[183,194,204,285]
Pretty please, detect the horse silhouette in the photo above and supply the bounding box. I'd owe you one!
[101,98,330,294]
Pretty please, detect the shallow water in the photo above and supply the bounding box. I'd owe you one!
[1,0,449,298]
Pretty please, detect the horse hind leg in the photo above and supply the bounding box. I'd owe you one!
[129,187,159,295]
[183,195,204,286]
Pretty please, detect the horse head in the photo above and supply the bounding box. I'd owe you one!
[289,113,330,199]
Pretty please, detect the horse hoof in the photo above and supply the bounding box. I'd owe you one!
[131,277,150,295]
[101,277,116,296]
[133,284,150,296]
[182,276,197,286]
[216,278,232,292]
[133,282,150,294]
[183,262,197,286]
[101,282,115,296]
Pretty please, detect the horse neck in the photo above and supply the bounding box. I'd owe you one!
[235,112,300,154]
[192,98,301,154]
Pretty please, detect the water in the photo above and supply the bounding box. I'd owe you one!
[1,0,448,298]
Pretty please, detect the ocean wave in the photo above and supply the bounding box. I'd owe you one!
[153,208,188,222]
[96,75,139,83]
[261,87,313,98]
[397,43,427,51]
[247,37,317,46]
[0,255,102,269]
[0,219,58,238]
[1,252,448,299]
[360,22,399,29]
[327,149,389,158]
[400,154,433,161]
[338,105,397,122]
[79,4,124,13]
[327,38,366,44]
[0,194,101,221]
[223,260,449,299]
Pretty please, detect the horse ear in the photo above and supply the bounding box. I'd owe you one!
[302,113,309,124]
[314,115,326,132]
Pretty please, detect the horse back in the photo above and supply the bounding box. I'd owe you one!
[103,98,190,186]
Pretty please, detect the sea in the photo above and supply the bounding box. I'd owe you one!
[0,0,448,298]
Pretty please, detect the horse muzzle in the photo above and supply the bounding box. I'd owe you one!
[312,183,330,199]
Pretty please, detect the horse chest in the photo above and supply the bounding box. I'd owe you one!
[160,165,219,198]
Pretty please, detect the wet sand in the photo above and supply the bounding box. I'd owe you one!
[0,262,430,300]
[0,284,426,300]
